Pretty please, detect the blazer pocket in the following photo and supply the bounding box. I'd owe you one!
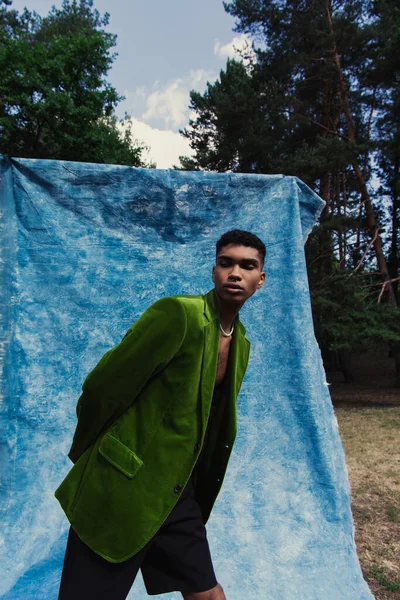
[98,432,143,479]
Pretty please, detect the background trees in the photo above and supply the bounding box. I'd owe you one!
[179,0,400,382]
[0,0,147,165]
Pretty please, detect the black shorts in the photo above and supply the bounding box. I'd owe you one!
[58,475,218,599]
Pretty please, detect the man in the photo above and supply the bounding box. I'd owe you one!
[55,229,266,600]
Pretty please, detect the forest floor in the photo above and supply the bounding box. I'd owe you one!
[328,348,400,600]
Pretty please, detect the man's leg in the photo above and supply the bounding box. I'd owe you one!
[182,582,226,600]
[58,525,151,600]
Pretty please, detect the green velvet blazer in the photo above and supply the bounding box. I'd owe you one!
[54,287,251,563]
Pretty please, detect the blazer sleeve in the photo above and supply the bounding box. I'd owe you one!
[68,296,187,464]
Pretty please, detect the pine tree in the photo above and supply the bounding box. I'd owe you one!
[179,0,400,381]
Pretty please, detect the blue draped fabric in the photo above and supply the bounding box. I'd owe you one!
[0,156,374,599]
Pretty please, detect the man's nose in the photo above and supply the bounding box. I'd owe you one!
[229,265,241,278]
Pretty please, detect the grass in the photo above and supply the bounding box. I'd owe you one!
[328,349,400,600]
[370,566,400,592]
[387,506,398,523]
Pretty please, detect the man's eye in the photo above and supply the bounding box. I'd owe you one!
[219,262,254,269]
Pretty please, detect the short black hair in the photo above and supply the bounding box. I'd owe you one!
[215,229,266,269]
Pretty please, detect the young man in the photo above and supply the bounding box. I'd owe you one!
[55,229,266,600]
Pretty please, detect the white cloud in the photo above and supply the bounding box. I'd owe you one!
[141,79,187,129]
[132,85,146,100]
[188,68,214,88]
[214,33,256,65]
[118,66,221,167]
[118,118,194,169]
[140,69,216,130]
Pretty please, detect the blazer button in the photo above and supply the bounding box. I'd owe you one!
[193,443,200,453]
[174,484,182,493]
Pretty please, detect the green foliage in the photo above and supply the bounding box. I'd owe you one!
[386,505,398,522]
[310,262,400,352]
[181,0,376,179]
[0,0,147,165]
[370,565,400,591]
[178,0,400,357]
[180,59,281,173]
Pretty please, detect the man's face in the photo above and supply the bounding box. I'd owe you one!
[212,243,266,303]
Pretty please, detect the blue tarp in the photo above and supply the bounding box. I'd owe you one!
[0,156,374,599]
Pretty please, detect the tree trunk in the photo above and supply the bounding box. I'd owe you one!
[318,176,333,277]
[388,157,400,382]
[325,0,398,309]
[317,68,335,277]
[338,349,354,383]
[388,156,399,303]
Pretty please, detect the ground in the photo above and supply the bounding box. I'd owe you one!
[328,347,400,600]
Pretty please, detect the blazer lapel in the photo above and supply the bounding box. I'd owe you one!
[199,288,251,440]
[225,315,250,437]
[199,290,219,438]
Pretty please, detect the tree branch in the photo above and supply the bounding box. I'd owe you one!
[347,227,380,276]
[308,117,350,141]
[378,277,400,304]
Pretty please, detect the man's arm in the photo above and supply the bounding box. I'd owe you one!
[68,296,187,463]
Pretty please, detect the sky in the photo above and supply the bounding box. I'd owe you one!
[9,0,253,168]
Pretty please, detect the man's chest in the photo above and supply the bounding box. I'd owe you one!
[215,334,232,386]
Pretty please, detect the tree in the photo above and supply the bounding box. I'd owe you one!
[179,0,400,382]
[368,0,400,304]
[179,59,283,173]
[0,0,147,166]
[309,262,400,381]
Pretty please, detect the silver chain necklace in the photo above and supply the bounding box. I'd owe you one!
[219,322,235,337]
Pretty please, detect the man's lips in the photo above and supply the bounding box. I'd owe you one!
[224,284,243,291]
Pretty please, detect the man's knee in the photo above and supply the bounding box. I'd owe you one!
[182,581,226,600]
